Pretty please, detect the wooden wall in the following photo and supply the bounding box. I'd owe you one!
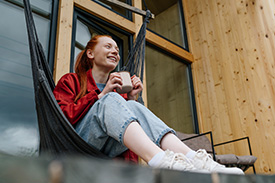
[183,0,275,174]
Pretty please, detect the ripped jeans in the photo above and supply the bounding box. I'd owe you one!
[75,92,175,157]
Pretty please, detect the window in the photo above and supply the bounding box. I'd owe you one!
[0,0,57,156]
[146,45,196,133]
[143,0,196,133]
[145,0,188,49]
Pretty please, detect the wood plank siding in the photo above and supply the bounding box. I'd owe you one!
[183,0,275,174]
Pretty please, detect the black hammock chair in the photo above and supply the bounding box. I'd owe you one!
[23,0,151,156]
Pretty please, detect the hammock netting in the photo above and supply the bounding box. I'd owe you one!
[122,10,151,104]
[23,0,150,156]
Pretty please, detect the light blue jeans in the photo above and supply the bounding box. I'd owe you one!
[75,92,175,158]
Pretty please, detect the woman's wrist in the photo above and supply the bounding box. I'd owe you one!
[98,92,105,99]
[127,94,136,100]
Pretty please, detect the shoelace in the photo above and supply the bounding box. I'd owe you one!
[168,153,196,170]
[196,149,224,170]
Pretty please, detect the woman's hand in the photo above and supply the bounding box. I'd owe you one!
[98,72,122,99]
[127,75,143,100]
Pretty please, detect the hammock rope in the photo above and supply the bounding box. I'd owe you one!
[122,9,151,104]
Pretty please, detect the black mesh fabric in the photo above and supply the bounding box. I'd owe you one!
[23,0,105,157]
[23,0,150,157]
[122,10,151,104]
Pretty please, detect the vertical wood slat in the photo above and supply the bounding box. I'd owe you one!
[182,0,205,132]
[184,0,275,174]
[54,0,74,83]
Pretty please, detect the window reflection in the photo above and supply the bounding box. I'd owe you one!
[0,0,52,156]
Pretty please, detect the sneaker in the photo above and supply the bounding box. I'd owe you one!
[192,149,244,175]
[156,150,209,173]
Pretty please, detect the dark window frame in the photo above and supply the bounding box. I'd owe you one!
[48,0,60,72]
[178,0,189,51]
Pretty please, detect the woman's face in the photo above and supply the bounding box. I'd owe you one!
[88,36,120,72]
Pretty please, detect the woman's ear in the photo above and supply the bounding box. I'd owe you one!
[86,49,94,59]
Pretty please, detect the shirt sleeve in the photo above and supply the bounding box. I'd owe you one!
[53,74,99,125]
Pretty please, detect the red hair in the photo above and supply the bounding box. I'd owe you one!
[74,35,112,102]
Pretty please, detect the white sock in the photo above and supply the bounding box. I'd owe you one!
[148,151,165,167]
[185,150,196,159]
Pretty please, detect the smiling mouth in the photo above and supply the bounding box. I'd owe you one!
[107,56,117,62]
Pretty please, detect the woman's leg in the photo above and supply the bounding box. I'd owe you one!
[76,92,193,160]
[160,133,193,155]
[76,92,243,174]
[122,99,244,174]
[122,99,197,162]
[123,121,202,172]
[123,121,163,162]
[75,92,171,159]
[124,122,196,162]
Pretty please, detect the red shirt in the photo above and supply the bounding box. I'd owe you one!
[53,69,138,163]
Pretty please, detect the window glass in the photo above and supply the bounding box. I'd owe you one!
[0,0,53,156]
[146,45,194,133]
[145,0,187,49]
[76,20,91,47]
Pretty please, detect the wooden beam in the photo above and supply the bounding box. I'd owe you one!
[100,0,155,19]
[146,30,194,63]
[54,0,74,83]
[74,0,136,33]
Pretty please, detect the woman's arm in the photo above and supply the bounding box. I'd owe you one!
[53,74,99,125]
[98,72,123,99]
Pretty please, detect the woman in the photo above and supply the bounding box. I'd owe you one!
[53,35,243,174]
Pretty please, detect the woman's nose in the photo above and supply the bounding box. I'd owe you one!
[112,49,118,55]
[110,47,118,54]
